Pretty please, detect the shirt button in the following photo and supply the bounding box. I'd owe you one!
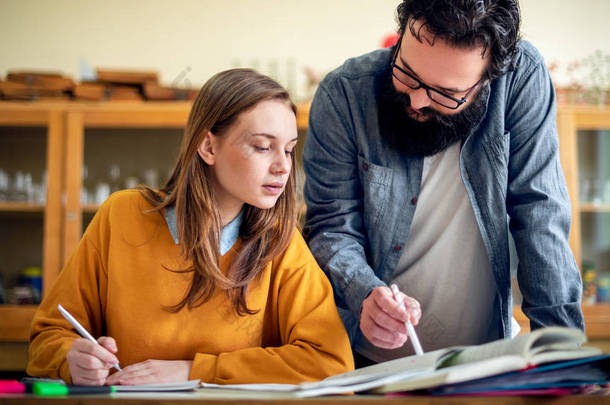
[362,162,369,171]
[411,197,418,205]
[394,245,402,253]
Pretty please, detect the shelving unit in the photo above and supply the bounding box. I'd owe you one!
[59,101,309,260]
[0,100,607,372]
[0,103,66,372]
[0,202,46,212]
[0,103,64,342]
[62,102,192,262]
[0,100,310,296]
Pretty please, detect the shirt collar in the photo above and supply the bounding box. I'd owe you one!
[164,205,242,255]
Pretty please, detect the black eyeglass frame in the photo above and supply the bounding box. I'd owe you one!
[390,36,482,110]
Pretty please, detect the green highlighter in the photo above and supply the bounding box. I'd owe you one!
[33,382,116,396]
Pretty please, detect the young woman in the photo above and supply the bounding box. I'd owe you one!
[27,69,354,386]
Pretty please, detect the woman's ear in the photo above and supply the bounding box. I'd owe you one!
[197,131,216,165]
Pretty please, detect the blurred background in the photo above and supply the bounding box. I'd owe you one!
[0,0,609,377]
[1,0,609,99]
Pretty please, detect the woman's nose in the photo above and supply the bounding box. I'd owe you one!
[271,151,291,174]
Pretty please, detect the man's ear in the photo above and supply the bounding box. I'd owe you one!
[197,131,216,165]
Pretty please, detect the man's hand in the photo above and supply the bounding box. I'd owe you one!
[360,286,421,349]
[105,360,193,386]
[66,337,120,386]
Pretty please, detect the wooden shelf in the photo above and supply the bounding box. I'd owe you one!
[0,305,37,341]
[82,204,100,214]
[67,101,191,128]
[580,203,610,212]
[0,100,312,129]
[0,101,68,126]
[0,201,45,212]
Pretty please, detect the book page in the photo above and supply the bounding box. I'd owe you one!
[532,346,601,365]
[448,327,586,366]
[375,355,529,393]
[200,383,299,392]
[322,348,449,382]
[197,351,447,397]
[202,368,435,398]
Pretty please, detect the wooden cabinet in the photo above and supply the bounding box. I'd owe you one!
[0,101,607,369]
[0,101,310,352]
[60,101,309,263]
[0,103,65,341]
[61,102,192,262]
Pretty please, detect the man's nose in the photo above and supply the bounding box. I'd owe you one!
[409,87,432,110]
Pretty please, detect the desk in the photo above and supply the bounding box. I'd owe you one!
[1,393,610,404]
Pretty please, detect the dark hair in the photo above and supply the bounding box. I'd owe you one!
[140,68,297,316]
[396,0,521,80]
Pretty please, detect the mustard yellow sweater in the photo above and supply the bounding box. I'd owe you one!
[27,190,354,384]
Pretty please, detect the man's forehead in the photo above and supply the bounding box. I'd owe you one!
[400,23,488,89]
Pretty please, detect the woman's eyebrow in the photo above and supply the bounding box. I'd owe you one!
[249,133,298,143]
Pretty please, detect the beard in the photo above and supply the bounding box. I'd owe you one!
[378,69,489,157]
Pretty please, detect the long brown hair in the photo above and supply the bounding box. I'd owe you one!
[140,68,297,315]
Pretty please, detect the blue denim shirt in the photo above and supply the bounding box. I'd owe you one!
[302,41,584,345]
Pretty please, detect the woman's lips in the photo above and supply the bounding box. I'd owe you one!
[262,183,284,195]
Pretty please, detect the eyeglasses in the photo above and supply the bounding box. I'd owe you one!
[390,36,481,110]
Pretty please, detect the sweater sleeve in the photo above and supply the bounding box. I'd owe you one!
[27,206,109,383]
[189,235,354,384]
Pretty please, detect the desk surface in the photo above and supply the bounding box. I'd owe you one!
[1,392,610,404]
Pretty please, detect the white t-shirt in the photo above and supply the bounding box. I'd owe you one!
[357,143,499,362]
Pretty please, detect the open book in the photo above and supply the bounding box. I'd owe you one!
[200,327,602,397]
[369,326,601,393]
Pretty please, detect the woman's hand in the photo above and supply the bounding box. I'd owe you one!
[66,337,120,386]
[105,360,193,385]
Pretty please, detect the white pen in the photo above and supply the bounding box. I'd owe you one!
[390,284,424,356]
[57,304,122,371]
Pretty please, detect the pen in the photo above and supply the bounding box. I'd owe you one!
[390,284,424,355]
[57,304,122,371]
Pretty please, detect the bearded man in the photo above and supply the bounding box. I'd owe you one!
[302,0,584,367]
